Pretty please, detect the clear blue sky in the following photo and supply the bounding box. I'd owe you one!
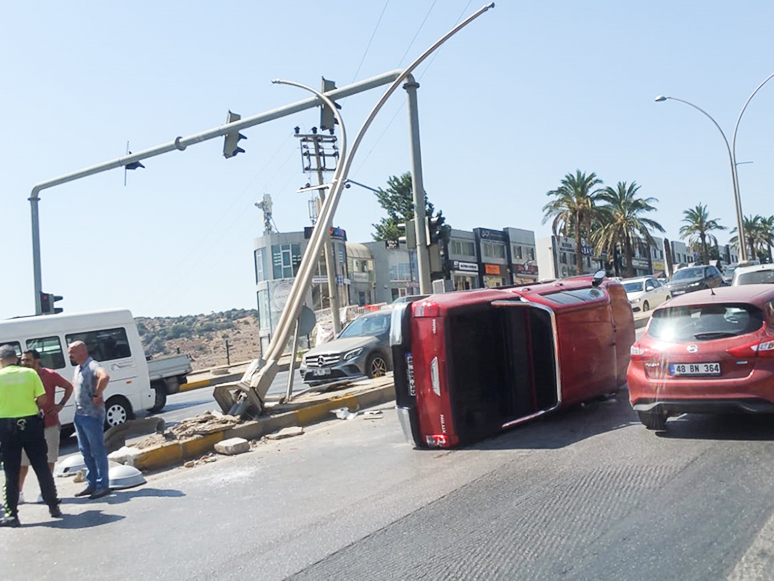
[3,1,773,319]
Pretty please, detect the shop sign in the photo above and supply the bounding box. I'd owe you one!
[476,228,506,241]
[453,260,479,273]
[513,263,538,275]
[485,264,501,275]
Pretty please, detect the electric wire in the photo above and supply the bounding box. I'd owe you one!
[350,0,390,85]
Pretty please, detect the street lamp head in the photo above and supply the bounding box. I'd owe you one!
[655,95,668,102]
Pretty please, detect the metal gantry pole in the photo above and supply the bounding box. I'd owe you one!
[28,70,404,314]
[404,75,432,294]
[229,3,495,412]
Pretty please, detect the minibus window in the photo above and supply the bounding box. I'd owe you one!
[26,336,66,369]
[66,328,132,362]
[0,341,22,358]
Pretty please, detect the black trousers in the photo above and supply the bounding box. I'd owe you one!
[0,415,59,516]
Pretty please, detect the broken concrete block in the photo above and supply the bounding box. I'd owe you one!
[265,426,305,440]
[214,437,250,455]
[108,446,142,466]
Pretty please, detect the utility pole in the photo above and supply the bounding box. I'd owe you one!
[297,128,343,334]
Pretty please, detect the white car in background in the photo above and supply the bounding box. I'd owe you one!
[731,263,774,286]
[622,276,671,313]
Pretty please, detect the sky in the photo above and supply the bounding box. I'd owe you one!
[2,1,774,319]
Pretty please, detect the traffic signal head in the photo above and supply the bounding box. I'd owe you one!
[397,219,416,249]
[223,111,247,158]
[428,214,447,244]
[39,292,63,315]
[320,78,340,132]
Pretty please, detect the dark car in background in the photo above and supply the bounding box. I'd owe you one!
[628,284,774,430]
[300,309,393,385]
[666,265,723,296]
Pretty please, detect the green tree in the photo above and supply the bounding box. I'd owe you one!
[679,204,726,266]
[371,172,443,242]
[729,214,764,262]
[592,181,664,277]
[543,170,604,275]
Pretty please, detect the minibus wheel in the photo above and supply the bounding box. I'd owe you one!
[104,396,134,429]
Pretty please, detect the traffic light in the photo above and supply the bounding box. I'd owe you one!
[397,219,416,249]
[320,78,341,132]
[223,111,247,158]
[40,292,63,315]
[427,213,447,244]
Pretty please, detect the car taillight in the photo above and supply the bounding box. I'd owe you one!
[413,301,440,318]
[425,434,449,447]
[728,339,774,358]
[630,344,656,360]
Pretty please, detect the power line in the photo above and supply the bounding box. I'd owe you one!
[350,0,391,85]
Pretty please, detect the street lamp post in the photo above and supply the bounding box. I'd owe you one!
[655,71,774,263]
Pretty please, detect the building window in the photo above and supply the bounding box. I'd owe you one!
[451,240,475,256]
[527,247,534,260]
[560,252,567,264]
[483,242,505,259]
[271,244,301,279]
[513,245,523,259]
[389,262,413,281]
[255,248,265,283]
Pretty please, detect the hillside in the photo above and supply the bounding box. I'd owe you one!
[136,308,261,371]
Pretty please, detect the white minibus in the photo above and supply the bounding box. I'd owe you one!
[0,309,155,431]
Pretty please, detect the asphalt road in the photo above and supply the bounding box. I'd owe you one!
[8,372,774,581]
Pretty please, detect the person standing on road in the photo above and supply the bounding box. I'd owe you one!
[0,344,62,527]
[18,349,73,503]
[68,341,111,500]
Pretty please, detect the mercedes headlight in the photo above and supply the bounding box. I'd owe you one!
[343,348,363,361]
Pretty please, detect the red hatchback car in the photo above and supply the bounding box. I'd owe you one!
[628,284,774,430]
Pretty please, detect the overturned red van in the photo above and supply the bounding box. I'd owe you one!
[390,272,635,448]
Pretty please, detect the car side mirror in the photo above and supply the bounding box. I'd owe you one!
[592,269,606,287]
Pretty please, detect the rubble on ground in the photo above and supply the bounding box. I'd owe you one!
[265,426,305,440]
[132,411,242,449]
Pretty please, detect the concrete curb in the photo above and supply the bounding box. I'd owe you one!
[133,383,396,472]
[179,360,293,393]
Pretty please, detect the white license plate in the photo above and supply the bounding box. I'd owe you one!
[669,362,721,376]
[313,368,331,376]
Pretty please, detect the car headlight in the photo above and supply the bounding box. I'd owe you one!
[688,281,702,288]
[343,348,363,361]
[631,297,641,303]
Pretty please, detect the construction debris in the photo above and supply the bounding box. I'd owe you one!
[183,453,218,468]
[331,406,359,420]
[265,426,305,440]
[131,411,242,449]
[214,437,250,455]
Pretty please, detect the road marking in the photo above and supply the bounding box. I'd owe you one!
[727,509,774,581]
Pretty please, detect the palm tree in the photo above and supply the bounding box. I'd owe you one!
[591,182,665,277]
[730,215,764,261]
[679,204,726,266]
[759,215,774,263]
[543,170,604,274]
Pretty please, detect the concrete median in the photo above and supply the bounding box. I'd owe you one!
[133,378,396,472]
